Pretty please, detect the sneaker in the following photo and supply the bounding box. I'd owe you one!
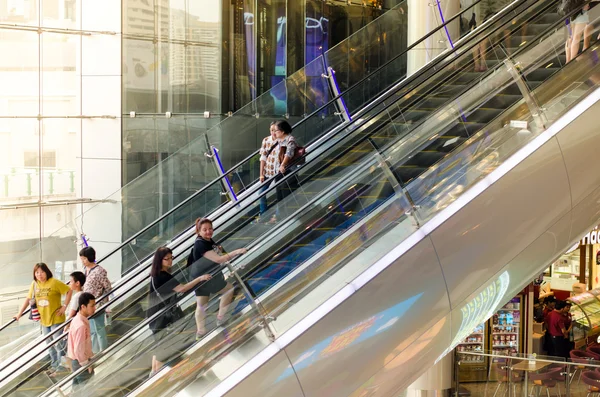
[195,330,207,341]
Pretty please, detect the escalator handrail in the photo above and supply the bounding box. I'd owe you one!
[0,0,489,334]
[0,0,553,381]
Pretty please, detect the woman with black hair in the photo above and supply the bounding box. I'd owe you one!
[14,263,72,376]
[190,218,247,338]
[147,246,212,376]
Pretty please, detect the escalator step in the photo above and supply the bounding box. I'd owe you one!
[396,166,428,183]
[526,67,560,83]
[444,122,485,138]
[428,136,467,152]
[405,151,446,167]
[485,94,522,109]
[465,108,504,123]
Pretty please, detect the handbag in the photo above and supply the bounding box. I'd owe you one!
[148,277,184,333]
[28,283,40,322]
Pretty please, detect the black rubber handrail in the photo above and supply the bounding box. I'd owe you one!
[0,0,487,334]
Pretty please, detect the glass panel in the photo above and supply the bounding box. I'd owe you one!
[456,351,571,397]
[0,0,38,27]
[41,0,77,29]
[123,38,158,114]
[0,29,39,117]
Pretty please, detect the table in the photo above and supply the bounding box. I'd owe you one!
[511,360,552,397]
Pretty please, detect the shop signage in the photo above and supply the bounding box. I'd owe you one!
[581,226,600,245]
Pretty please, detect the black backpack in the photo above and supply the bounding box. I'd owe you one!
[185,247,195,268]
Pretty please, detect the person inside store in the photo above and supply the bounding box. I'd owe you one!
[189,218,247,339]
[545,300,571,358]
[542,296,557,324]
[563,301,574,351]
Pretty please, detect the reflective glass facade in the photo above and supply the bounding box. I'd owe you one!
[121,0,400,186]
[0,0,122,310]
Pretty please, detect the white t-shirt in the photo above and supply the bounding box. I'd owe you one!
[67,291,82,319]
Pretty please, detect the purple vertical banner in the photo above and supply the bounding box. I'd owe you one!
[305,1,330,111]
[271,4,288,114]
[244,1,256,100]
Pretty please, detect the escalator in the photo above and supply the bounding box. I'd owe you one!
[6,1,600,396]
[0,0,510,373]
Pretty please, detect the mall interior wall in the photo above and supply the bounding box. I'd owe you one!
[0,0,122,316]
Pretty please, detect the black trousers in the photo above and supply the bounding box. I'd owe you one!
[273,171,300,217]
[548,335,568,358]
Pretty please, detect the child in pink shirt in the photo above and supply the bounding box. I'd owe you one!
[67,292,96,393]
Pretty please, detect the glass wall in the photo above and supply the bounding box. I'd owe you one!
[120,0,399,239]
[0,0,122,331]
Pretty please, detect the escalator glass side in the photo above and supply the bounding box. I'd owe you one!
[405,19,600,225]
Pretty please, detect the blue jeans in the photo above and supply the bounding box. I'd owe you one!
[71,359,94,396]
[89,314,108,354]
[41,323,64,370]
[259,178,273,215]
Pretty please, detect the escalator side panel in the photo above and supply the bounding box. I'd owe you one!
[227,234,450,397]
[218,92,600,397]
[431,137,570,307]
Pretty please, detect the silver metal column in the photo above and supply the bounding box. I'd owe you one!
[406,353,453,397]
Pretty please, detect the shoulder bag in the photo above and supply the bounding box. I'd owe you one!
[148,277,184,333]
[28,283,40,322]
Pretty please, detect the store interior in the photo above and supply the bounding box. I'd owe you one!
[454,225,600,395]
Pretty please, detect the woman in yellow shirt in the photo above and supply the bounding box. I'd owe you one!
[15,263,72,375]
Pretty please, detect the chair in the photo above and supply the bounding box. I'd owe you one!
[529,366,563,397]
[570,350,599,384]
[581,370,600,397]
[492,363,523,397]
[588,345,600,359]
[547,363,568,395]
